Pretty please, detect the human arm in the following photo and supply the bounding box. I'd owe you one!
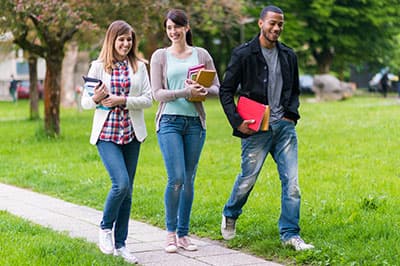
[101,62,152,109]
[219,49,255,134]
[198,47,220,97]
[283,52,300,122]
[81,61,106,110]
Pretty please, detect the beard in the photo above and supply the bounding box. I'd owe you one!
[261,30,280,44]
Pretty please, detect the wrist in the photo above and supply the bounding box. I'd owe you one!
[92,96,100,104]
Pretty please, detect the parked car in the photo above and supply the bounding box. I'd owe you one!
[299,74,314,94]
[16,80,44,99]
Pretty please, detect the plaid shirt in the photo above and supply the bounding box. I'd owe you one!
[99,61,134,144]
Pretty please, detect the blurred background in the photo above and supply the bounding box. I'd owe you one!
[1,0,400,134]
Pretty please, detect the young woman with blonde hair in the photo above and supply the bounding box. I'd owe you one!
[81,20,152,264]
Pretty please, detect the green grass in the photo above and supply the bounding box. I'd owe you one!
[1,94,400,265]
[0,211,131,265]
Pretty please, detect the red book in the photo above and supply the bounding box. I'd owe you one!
[187,64,205,79]
[237,96,270,131]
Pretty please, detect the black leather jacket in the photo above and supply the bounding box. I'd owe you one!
[219,34,300,138]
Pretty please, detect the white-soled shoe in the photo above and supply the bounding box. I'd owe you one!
[221,215,236,240]
[177,236,198,251]
[114,246,138,264]
[98,229,114,254]
[165,232,178,253]
[283,236,314,251]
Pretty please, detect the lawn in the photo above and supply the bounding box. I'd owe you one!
[0,211,131,265]
[1,94,399,265]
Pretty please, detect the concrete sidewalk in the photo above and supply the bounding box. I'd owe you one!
[0,183,282,266]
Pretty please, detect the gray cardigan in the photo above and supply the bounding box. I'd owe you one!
[150,47,220,131]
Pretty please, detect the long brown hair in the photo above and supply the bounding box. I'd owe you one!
[98,20,141,73]
[164,9,193,46]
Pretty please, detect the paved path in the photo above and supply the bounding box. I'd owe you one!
[0,183,282,266]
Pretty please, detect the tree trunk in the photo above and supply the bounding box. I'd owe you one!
[28,55,40,120]
[44,57,62,137]
[61,42,79,107]
[313,48,334,74]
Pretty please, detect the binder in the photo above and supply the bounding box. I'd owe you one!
[237,96,270,131]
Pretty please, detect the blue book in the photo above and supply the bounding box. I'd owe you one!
[82,76,111,110]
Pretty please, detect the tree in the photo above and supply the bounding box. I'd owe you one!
[0,8,41,119]
[83,0,245,71]
[0,0,94,137]
[246,1,400,75]
[1,0,245,137]
[281,0,400,74]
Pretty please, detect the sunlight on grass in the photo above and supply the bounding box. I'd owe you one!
[1,95,400,265]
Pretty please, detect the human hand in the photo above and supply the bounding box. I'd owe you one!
[101,94,126,107]
[186,79,208,98]
[237,120,256,135]
[93,83,109,103]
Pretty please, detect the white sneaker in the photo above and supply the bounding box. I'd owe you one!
[114,246,138,264]
[177,236,198,251]
[98,229,114,254]
[283,236,314,251]
[221,215,236,240]
[165,232,178,253]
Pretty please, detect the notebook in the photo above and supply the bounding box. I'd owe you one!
[237,96,270,131]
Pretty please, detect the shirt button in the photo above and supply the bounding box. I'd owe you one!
[264,79,267,83]
[264,66,267,70]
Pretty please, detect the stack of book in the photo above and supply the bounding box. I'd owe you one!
[186,64,216,102]
[237,96,270,131]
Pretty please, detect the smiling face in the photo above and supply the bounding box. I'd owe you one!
[258,11,284,48]
[114,33,132,61]
[165,19,188,44]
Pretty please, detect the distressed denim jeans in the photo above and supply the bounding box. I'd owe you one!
[157,115,205,237]
[97,139,141,248]
[223,119,301,241]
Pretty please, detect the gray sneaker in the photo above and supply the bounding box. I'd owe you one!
[221,215,236,240]
[283,236,314,251]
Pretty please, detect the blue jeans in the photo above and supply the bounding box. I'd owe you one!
[223,119,301,241]
[97,139,141,248]
[157,115,206,238]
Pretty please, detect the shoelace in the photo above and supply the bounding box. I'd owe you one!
[292,237,305,246]
[179,236,190,245]
[226,218,235,229]
[104,231,112,241]
[167,234,176,245]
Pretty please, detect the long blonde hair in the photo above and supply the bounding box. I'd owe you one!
[98,20,141,74]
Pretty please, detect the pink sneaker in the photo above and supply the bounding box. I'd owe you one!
[177,236,198,251]
[165,232,177,253]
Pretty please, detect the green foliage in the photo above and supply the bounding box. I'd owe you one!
[247,0,400,74]
[1,95,400,265]
[0,211,131,265]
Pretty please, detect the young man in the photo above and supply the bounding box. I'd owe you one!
[219,5,314,251]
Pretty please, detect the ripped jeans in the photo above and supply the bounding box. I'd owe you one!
[157,115,205,237]
[223,119,301,241]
